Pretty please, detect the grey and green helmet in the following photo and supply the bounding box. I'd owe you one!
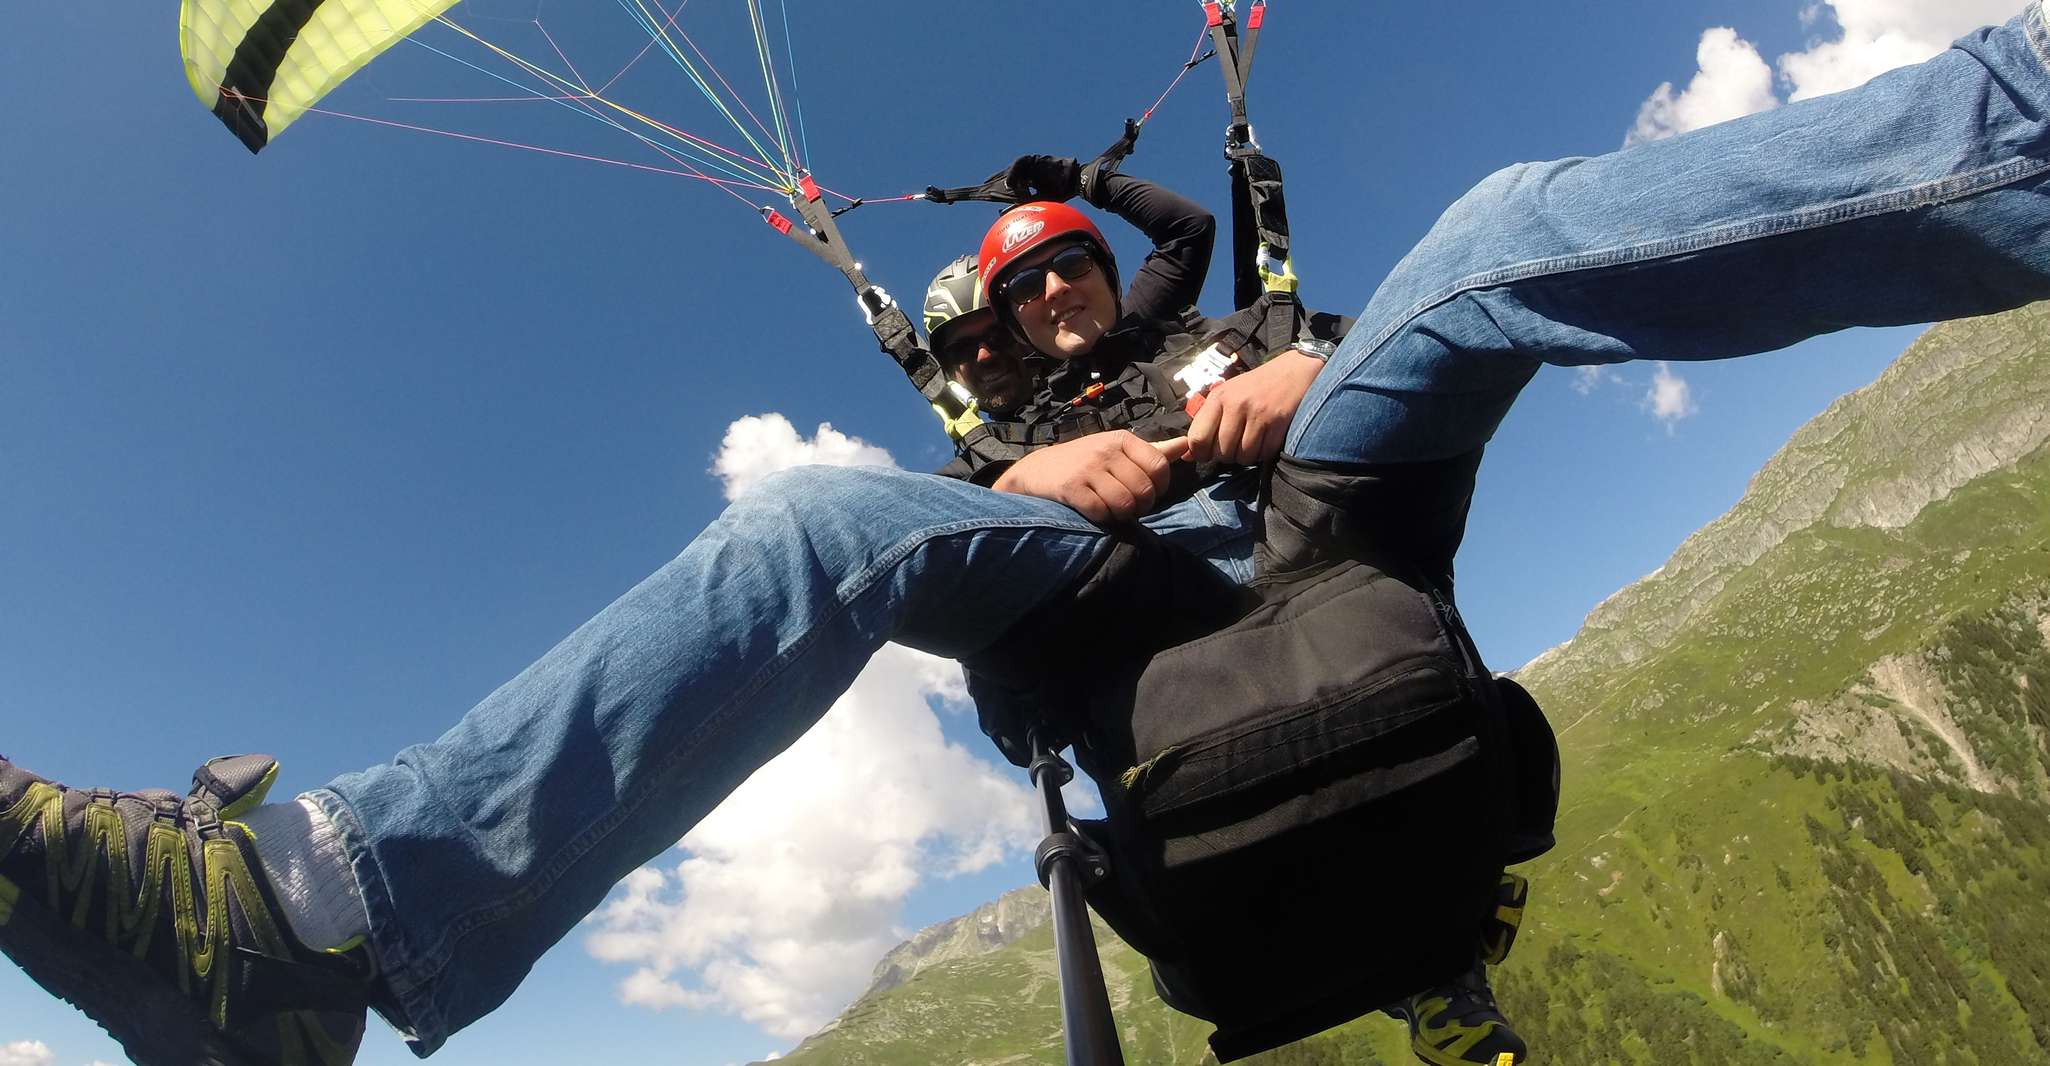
[922,254,995,358]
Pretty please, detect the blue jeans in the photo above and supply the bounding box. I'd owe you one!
[1289,7,2050,464]
[316,7,2050,1052]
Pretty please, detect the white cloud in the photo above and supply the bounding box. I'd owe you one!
[588,414,1044,1042]
[709,414,895,502]
[1627,2,2024,143]
[1571,364,1626,396]
[1781,1,2024,101]
[1627,28,1778,145]
[584,643,1042,1039]
[0,1042,54,1066]
[1643,362,1700,429]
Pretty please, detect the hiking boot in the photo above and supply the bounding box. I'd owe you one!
[1384,961,1528,1066]
[0,753,377,1066]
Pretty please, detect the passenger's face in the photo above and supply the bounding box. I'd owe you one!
[999,241,1117,360]
[938,314,1030,413]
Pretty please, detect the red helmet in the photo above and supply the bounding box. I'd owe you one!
[976,201,1119,339]
[977,202,1115,298]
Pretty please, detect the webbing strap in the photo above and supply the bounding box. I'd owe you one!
[1201,2,1297,345]
[1203,0,1265,151]
[764,171,974,424]
[923,119,1145,206]
[1080,119,1143,206]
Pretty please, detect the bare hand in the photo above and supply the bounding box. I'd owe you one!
[993,432,1190,523]
[1186,349,1325,465]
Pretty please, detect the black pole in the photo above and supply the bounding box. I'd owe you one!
[1029,731,1126,1066]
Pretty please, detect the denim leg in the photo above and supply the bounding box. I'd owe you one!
[1136,469,1263,586]
[307,465,1108,1052]
[1290,6,2050,464]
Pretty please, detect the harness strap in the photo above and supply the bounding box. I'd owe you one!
[1203,1,1265,150]
[1200,3,1298,345]
[1079,118,1143,206]
[923,119,1146,206]
[765,171,976,427]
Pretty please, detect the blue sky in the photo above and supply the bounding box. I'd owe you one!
[0,2,2027,1064]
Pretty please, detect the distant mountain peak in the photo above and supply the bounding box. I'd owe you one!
[857,886,1049,1001]
[1524,304,2050,690]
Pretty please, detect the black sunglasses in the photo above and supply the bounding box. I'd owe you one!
[997,245,1099,308]
[938,325,1003,366]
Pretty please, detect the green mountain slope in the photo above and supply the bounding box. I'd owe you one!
[1500,303,2050,1064]
[765,304,2050,1066]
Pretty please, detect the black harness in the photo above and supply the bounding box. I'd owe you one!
[944,293,1344,485]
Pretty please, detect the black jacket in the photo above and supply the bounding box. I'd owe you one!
[941,299,1354,498]
[932,173,1214,482]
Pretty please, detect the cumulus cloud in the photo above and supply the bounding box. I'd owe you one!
[709,414,895,502]
[1627,2,2024,143]
[1627,28,1778,145]
[1643,362,1700,429]
[589,413,1043,1042]
[0,1042,54,1066]
[584,643,1041,1039]
[1781,0,2024,101]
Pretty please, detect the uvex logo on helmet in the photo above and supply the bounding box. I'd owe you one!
[1000,217,1046,255]
[977,201,1111,300]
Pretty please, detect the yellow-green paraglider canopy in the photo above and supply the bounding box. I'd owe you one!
[180,0,462,152]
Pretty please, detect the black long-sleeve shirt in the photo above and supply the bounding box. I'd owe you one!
[1093,172,1215,324]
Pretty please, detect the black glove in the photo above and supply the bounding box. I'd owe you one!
[1006,154,1082,203]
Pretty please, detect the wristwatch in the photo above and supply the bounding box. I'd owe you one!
[1291,338,1337,361]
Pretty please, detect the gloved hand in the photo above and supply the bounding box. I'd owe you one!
[1006,154,1083,203]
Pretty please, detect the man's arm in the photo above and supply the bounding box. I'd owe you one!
[1184,347,1325,465]
[1091,172,1216,324]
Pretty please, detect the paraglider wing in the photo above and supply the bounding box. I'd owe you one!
[180,0,463,152]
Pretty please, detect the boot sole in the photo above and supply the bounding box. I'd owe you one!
[0,872,259,1066]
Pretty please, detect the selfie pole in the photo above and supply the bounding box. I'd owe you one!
[1029,729,1126,1066]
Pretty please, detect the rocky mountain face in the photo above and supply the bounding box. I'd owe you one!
[858,887,1050,1000]
[762,304,2050,1066]
[1521,302,2050,689]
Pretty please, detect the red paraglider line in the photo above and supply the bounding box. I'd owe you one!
[1142,26,1211,122]
[819,23,1216,213]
